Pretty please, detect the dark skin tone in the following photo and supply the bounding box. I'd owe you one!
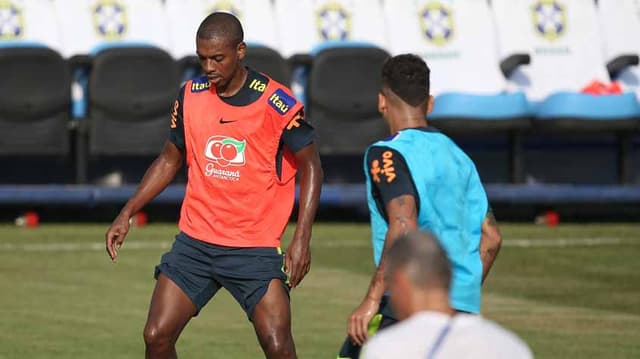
[346,87,502,345]
[105,35,322,359]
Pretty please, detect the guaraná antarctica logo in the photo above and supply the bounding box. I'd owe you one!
[531,0,566,41]
[316,2,351,41]
[204,136,247,168]
[419,1,455,46]
[0,0,23,40]
[93,0,127,39]
[209,0,242,19]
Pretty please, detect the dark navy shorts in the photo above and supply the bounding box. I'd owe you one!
[154,232,289,320]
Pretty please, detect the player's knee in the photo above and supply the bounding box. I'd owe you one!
[260,332,296,359]
[143,323,174,349]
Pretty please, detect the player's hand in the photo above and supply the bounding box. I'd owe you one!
[348,297,379,346]
[284,233,311,288]
[105,213,131,262]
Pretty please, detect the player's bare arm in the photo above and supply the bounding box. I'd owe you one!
[105,141,184,261]
[285,143,323,288]
[480,211,502,283]
[348,194,417,346]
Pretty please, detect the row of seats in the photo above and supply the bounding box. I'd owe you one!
[1,0,639,185]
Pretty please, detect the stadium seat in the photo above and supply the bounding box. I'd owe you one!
[306,45,390,155]
[0,0,71,157]
[165,0,289,84]
[382,0,531,182]
[272,0,390,157]
[54,0,180,183]
[492,0,640,183]
[597,0,640,99]
[492,0,640,120]
[273,0,388,57]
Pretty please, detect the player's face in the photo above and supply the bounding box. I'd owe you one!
[196,37,246,88]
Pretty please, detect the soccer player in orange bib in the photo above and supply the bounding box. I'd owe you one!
[105,12,322,359]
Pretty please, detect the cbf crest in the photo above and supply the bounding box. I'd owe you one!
[316,2,351,41]
[93,0,127,39]
[419,1,454,46]
[208,0,242,20]
[531,0,566,41]
[0,0,23,40]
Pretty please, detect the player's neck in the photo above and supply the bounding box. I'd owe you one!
[217,66,248,97]
[388,106,428,134]
[390,117,428,134]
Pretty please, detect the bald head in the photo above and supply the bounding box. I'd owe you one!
[197,12,244,46]
[385,231,451,291]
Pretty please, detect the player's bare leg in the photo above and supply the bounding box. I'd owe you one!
[143,273,197,359]
[252,279,296,359]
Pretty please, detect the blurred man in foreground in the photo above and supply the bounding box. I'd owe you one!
[361,231,532,358]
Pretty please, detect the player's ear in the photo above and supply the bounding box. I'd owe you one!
[426,95,434,115]
[237,41,246,61]
[378,92,387,115]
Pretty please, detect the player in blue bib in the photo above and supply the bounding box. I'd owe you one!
[338,54,503,358]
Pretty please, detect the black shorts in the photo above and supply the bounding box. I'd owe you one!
[154,232,289,320]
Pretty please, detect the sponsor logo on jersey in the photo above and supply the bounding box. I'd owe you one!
[370,150,396,184]
[248,78,267,93]
[286,110,304,130]
[170,100,179,128]
[268,89,296,115]
[203,136,247,181]
[191,78,211,93]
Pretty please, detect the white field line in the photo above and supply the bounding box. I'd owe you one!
[0,237,631,252]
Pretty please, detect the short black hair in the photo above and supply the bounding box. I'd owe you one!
[381,54,430,107]
[196,12,244,45]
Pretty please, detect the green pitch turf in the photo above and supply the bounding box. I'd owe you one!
[0,223,639,358]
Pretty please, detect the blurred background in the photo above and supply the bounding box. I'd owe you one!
[0,0,639,222]
[0,1,639,358]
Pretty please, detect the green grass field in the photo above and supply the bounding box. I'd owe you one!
[0,223,639,358]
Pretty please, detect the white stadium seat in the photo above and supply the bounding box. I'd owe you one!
[383,0,507,96]
[165,0,280,60]
[0,0,62,50]
[597,0,640,100]
[492,0,611,101]
[273,0,387,57]
[54,0,171,57]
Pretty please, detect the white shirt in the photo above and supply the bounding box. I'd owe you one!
[361,311,533,359]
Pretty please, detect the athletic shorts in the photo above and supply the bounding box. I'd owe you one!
[337,296,398,359]
[154,231,289,320]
